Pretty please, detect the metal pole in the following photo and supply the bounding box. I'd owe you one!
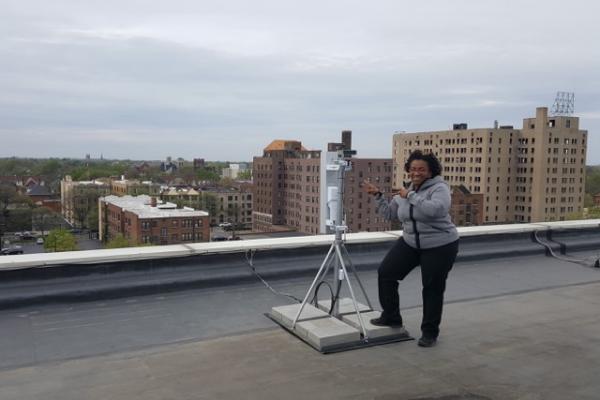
[335,244,369,340]
[292,243,336,329]
[331,163,346,317]
[340,243,374,310]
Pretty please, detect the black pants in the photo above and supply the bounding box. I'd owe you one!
[378,238,459,338]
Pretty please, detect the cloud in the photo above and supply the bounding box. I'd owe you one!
[0,0,599,161]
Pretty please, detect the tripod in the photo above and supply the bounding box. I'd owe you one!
[291,162,374,340]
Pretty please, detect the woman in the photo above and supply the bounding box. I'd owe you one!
[363,150,459,347]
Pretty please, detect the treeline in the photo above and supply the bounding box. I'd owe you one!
[0,157,251,188]
[586,166,600,201]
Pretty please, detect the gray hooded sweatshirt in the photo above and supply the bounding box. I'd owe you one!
[375,175,458,249]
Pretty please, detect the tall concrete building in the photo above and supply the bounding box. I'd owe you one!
[392,107,587,223]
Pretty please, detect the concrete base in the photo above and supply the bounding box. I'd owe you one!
[295,316,361,349]
[315,297,371,314]
[270,303,329,328]
[269,298,413,353]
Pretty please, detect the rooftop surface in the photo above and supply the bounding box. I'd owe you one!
[102,194,209,218]
[2,281,598,400]
[0,224,599,399]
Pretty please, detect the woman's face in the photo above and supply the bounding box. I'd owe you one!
[408,159,432,187]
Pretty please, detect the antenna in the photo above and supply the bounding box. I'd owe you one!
[551,92,575,116]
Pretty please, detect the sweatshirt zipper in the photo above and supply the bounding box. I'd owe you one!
[409,179,430,250]
[409,203,420,249]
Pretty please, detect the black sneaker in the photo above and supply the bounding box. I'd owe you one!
[370,316,403,327]
[417,336,437,347]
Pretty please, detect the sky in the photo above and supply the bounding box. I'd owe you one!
[1,0,600,163]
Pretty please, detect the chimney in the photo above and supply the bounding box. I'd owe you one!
[494,120,498,129]
[341,130,352,150]
[150,197,157,207]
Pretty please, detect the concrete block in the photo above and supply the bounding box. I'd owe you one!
[296,316,361,350]
[342,311,410,339]
[316,297,371,314]
[270,303,329,328]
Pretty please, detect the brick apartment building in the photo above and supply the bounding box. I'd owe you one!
[210,189,253,227]
[99,195,210,245]
[111,178,161,197]
[253,133,394,234]
[253,140,321,234]
[328,157,393,233]
[393,107,587,224]
[160,186,253,228]
[450,185,484,226]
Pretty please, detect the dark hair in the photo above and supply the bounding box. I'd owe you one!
[404,150,442,177]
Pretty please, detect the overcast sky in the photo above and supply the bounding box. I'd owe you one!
[1,1,599,163]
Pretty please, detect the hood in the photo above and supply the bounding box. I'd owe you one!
[412,175,445,191]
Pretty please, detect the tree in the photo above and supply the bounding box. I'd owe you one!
[227,203,241,225]
[36,159,62,177]
[5,209,32,232]
[105,234,131,249]
[44,229,77,252]
[0,185,16,242]
[585,207,600,219]
[197,168,220,183]
[200,192,218,224]
[73,189,102,229]
[0,184,32,243]
[86,206,99,232]
[584,193,594,208]
[226,203,242,238]
[237,170,252,180]
[0,184,23,211]
[585,166,600,197]
[565,211,584,221]
[219,177,235,188]
[31,207,63,236]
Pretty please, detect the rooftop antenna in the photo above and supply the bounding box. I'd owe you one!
[268,131,411,352]
[291,146,372,335]
[551,91,575,116]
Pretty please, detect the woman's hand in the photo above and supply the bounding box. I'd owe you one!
[362,180,380,195]
[395,187,410,198]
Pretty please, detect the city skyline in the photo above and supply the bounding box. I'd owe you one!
[1,1,599,162]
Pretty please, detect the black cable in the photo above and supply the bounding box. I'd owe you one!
[329,279,342,314]
[533,230,600,269]
[310,278,343,315]
[311,280,334,312]
[244,249,303,303]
